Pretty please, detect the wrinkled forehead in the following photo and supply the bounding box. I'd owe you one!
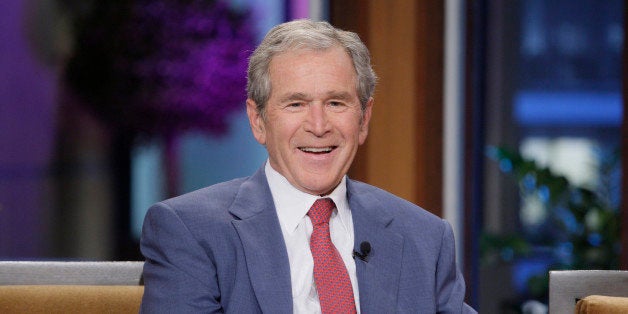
[269,45,356,78]
[268,46,357,82]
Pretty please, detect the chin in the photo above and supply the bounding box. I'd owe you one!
[299,178,339,196]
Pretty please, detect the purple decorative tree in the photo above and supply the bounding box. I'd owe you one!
[63,0,255,196]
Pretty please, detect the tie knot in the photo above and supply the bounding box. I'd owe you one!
[307,198,335,225]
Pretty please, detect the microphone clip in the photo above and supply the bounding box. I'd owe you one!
[352,241,371,262]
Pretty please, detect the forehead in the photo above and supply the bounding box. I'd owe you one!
[267,46,358,94]
[270,45,353,68]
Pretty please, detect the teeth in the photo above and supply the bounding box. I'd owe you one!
[300,147,333,153]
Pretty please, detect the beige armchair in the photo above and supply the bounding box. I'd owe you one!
[575,295,628,313]
[0,261,144,313]
[549,270,628,314]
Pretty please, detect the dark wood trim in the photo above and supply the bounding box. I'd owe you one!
[329,0,370,39]
[330,1,445,215]
[414,0,445,214]
[330,0,371,183]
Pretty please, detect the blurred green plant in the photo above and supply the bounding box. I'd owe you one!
[482,146,620,298]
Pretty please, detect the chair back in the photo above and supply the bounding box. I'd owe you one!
[549,270,628,314]
[0,261,144,313]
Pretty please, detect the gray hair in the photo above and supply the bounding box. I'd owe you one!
[246,19,377,118]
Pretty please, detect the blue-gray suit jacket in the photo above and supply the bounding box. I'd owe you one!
[140,167,476,313]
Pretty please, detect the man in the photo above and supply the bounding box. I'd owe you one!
[140,19,476,313]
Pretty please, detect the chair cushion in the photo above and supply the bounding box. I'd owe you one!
[0,285,144,314]
[576,295,628,314]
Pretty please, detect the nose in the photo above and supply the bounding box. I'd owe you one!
[305,103,331,136]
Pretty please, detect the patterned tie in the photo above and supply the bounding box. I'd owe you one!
[308,198,357,314]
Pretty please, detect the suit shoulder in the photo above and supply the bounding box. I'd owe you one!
[158,177,248,215]
[348,179,444,224]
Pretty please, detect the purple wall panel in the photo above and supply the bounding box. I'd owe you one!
[289,0,309,19]
[0,0,58,257]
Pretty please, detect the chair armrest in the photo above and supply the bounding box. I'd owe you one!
[576,295,628,314]
[0,285,144,314]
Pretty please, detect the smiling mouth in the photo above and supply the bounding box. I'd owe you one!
[299,146,337,154]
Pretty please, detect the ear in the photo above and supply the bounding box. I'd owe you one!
[358,97,373,145]
[246,99,266,145]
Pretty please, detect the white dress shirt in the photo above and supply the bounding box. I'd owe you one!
[265,161,360,313]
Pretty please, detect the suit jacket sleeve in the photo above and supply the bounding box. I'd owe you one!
[436,219,477,314]
[139,202,222,313]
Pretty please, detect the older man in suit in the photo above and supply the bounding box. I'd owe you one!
[140,19,476,313]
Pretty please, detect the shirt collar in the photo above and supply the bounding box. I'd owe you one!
[265,161,351,235]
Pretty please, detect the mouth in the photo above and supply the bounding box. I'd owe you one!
[298,146,337,154]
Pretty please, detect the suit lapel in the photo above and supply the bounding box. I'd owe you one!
[348,180,404,314]
[230,168,293,314]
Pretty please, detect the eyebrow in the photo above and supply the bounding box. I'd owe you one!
[277,91,354,103]
[278,92,310,103]
[326,91,354,101]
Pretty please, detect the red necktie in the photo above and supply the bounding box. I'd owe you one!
[308,198,357,314]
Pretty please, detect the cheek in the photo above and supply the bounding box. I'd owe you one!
[265,125,294,153]
[272,120,299,140]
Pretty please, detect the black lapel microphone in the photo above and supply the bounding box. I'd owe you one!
[352,241,371,262]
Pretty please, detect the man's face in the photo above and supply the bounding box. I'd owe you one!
[247,46,373,196]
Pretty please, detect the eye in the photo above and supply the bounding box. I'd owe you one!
[327,101,348,112]
[284,102,305,111]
